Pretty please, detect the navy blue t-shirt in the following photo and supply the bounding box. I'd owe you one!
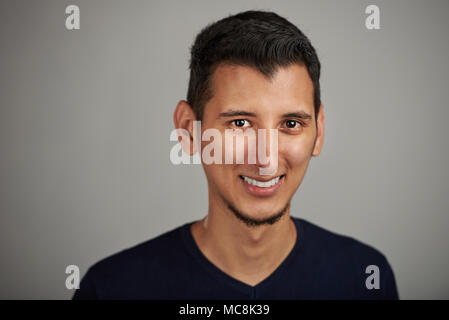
[73,217,399,299]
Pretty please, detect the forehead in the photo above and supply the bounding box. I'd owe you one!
[206,63,314,115]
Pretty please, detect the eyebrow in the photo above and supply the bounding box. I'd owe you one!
[281,111,312,120]
[218,110,257,118]
[218,109,312,120]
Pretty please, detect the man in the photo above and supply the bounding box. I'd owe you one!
[73,10,399,300]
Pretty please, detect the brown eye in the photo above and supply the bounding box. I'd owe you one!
[232,119,250,127]
[285,120,299,128]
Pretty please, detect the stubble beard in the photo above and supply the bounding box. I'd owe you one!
[222,194,291,228]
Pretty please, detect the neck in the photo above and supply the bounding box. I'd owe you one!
[191,196,297,286]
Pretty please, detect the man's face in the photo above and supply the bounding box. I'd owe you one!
[200,63,324,223]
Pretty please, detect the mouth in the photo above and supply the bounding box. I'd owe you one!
[239,174,285,197]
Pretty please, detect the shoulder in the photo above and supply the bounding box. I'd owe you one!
[293,217,399,299]
[73,222,190,299]
[294,216,389,264]
[91,222,188,275]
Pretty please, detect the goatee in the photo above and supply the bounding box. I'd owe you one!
[225,200,290,228]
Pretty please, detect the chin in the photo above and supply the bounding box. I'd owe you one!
[238,201,288,217]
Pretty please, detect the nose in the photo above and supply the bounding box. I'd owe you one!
[256,127,278,175]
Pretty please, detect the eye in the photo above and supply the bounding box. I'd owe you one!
[284,120,302,129]
[231,119,251,128]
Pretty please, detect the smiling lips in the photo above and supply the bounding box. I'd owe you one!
[239,174,285,197]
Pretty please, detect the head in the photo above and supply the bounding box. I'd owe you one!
[174,10,324,227]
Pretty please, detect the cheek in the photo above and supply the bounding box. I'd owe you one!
[201,138,235,188]
[203,164,234,192]
[279,137,313,168]
[218,130,254,165]
[223,134,234,164]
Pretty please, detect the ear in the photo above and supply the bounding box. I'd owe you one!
[312,104,325,157]
[173,100,197,155]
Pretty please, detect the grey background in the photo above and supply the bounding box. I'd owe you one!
[0,0,448,299]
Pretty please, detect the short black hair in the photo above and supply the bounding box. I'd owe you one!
[187,10,321,121]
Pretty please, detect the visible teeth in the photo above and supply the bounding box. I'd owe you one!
[242,175,281,188]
